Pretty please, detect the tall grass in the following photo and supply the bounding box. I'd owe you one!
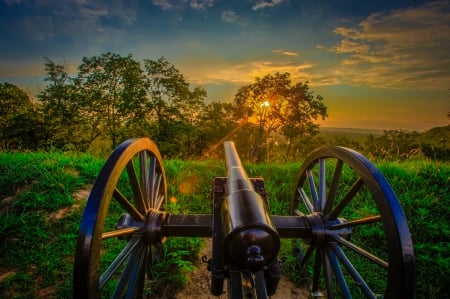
[0,152,448,298]
[377,160,450,297]
[0,152,99,298]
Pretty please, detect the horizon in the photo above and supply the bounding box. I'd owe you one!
[1,0,449,131]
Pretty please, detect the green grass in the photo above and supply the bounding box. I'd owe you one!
[0,152,449,298]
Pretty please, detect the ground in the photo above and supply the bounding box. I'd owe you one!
[175,238,310,299]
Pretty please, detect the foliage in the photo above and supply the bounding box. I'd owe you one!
[143,57,208,158]
[233,72,327,162]
[364,130,421,159]
[419,125,450,160]
[196,101,240,159]
[0,82,43,150]
[1,54,210,156]
[145,237,204,297]
[1,53,448,162]
[77,52,147,148]
[0,152,95,298]
[1,152,448,297]
[377,160,450,297]
[0,152,204,298]
[38,58,88,150]
[321,126,450,162]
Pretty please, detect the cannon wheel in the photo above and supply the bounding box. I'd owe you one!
[74,138,167,298]
[291,146,415,298]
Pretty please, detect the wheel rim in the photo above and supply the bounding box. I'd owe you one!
[74,138,167,298]
[291,146,415,298]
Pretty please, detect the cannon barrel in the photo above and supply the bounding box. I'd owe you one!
[220,142,280,272]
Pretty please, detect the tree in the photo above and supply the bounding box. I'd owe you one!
[419,125,450,160]
[38,58,92,150]
[0,82,33,123]
[77,53,147,148]
[0,82,43,150]
[143,57,207,158]
[178,86,207,158]
[197,101,240,158]
[233,72,327,162]
[364,130,421,160]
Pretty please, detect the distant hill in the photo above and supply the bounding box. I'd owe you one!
[320,127,384,141]
[321,127,384,135]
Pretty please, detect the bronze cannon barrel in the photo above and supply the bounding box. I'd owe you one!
[220,141,280,272]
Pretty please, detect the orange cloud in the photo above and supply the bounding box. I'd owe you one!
[329,0,450,90]
[273,49,299,56]
[178,58,315,86]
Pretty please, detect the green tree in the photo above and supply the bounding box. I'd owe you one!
[233,73,327,162]
[143,57,207,158]
[197,101,240,158]
[365,130,421,160]
[419,125,450,160]
[0,82,33,118]
[38,58,93,150]
[77,52,146,148]
[0,82,43,150]
[281,81,327,161]
[178,86,207,158]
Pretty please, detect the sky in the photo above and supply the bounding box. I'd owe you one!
[0,0,449,131]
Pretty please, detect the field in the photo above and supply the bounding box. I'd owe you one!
[0,151,449,298]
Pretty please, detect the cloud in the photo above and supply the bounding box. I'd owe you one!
[221,10,249,27]
[329,0,450,90]
[252,0,284,11]
[152,0,187,10]
[1,0,140,59]
[152,0,214,11]
[190,0,213,11]
[179,59,315,87]
[221,10,237,23]
[4,0,136,23]
[273,49,299,56]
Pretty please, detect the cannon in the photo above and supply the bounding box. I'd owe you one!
[73,138,415,298]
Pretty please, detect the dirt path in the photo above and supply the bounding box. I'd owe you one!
[175,239,310,299]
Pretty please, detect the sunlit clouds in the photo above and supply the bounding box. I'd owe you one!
[153,0,215,11]
[190,0,214,11]
[179,59,315,86]
[329,0,450,90]
[152,0,183,11]
[273,49,299,56]
[0,0,449,130]
[252,0,284,11]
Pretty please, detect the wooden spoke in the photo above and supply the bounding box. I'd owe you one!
[327,177,364,220]
[324,160,343,214]
[329,215,381,230]
[99,237,140,289]
[331,236,388,269]
[113,188,144,221]
[102,227,140,240]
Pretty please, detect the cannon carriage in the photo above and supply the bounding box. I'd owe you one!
[73,138,415,298]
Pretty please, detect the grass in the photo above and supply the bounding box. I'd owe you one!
[0,151,449,298]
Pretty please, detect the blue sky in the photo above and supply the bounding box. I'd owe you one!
[1,0,449,130]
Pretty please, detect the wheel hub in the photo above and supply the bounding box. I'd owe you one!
[143,209,167,245]
[304,212,351,246]
[114,210,167,245]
